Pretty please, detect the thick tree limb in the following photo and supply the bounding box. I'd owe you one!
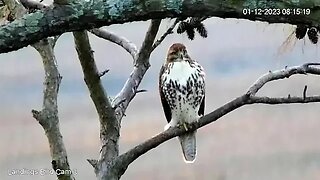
[32,39,74,180]
[1,0,320,53]
[73,30,120,180]
[113,63,320,177]
[90,28,138,59]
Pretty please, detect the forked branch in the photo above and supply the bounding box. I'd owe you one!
[73,30,120,180]
[247,63,320,95]
[4,0,73,179]
[32,39,74,180]
[114,63,320,176]
[111,19,161,121]
[80,20,162,179]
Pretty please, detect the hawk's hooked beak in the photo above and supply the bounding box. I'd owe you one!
[178,51,184,60]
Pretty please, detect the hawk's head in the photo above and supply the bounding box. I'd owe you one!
[166,43,190,63]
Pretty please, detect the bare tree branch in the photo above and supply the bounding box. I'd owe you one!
[90,28,138,60]
[5,1,74,180]
[32,39,74,180]
[114,63,320,177]
[73,30,119,179]
[152,18,179,51]
[115,94,249,175]
[111,19,161,121]
[249,95,320,104]
[74,19,170,180]
[246,63,320,96]
[73,20,161,179]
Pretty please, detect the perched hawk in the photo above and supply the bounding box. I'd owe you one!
[159,43,205,163]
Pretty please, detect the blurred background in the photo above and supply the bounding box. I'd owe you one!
[1,16,320,180]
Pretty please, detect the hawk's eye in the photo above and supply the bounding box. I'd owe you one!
[183,50,187,54]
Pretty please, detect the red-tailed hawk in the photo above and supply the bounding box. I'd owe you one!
[159,43,205,163]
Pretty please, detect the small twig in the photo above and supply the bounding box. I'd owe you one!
[87,159,98,168]
[31,109,41,120]
[136,89,147,93]
[56,74,62,93]
[152,18,179,51]
[99,69,110,77]
[303,85,307,100]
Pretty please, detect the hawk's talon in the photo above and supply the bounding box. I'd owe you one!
[183,122,189,131]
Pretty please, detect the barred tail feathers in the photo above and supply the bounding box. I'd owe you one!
[178,130,197,163]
